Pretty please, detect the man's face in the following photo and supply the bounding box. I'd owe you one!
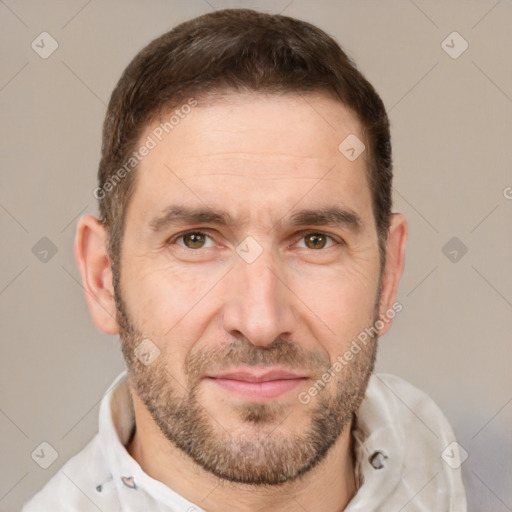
[116,92,382,484]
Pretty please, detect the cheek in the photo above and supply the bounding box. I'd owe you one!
[121,266,210,381]
[121,258,216,338]
[292,265,379,348]
[120,232,251,383]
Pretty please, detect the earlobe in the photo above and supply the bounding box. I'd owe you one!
[377,213,408,336]
[74,215,119,335]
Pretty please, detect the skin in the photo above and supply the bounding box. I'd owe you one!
[75,92,407,512]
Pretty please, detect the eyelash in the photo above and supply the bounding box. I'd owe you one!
[168,230,341,251]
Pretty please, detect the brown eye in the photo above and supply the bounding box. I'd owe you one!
[182,232,207,249]
[304,233,328,249]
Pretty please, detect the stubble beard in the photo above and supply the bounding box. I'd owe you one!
[115,288,378,486]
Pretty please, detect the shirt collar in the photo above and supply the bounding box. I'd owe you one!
[99,370,206,510]
[97,370,460,511]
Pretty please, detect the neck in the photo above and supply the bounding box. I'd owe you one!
[126,392,357,512]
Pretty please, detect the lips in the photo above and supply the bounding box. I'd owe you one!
[212,369,305,382]
[205,368,308,401]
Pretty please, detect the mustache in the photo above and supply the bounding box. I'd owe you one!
[184,337,331,381]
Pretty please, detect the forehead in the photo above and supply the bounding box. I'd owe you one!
[149,91,363,166]
[128,92,372,227]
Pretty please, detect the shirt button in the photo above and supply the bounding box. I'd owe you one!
[369,451,388,469]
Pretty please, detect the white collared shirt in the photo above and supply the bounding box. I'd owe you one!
[22,371,467,511]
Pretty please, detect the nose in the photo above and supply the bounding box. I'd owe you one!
[221,247,296,348]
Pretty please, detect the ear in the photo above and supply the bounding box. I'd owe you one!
[377,213,407,336]
[74,215,119,334]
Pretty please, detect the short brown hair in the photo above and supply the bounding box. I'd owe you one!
[97,8,392,285]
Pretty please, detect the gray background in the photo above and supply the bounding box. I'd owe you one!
[1,0,511,510]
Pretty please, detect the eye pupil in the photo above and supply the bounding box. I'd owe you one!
[184,232,205,248]
[179,233,331,250]
[305,233,326,249]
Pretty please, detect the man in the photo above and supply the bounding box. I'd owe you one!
[23,8,466,511]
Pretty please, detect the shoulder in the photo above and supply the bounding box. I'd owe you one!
[353,373,467,511]
[363,372,464,456]
[369,372,435,400]
[22,435,119,512]
[366,373,454,432]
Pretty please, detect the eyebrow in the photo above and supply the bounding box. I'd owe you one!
[149,205,363,233]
